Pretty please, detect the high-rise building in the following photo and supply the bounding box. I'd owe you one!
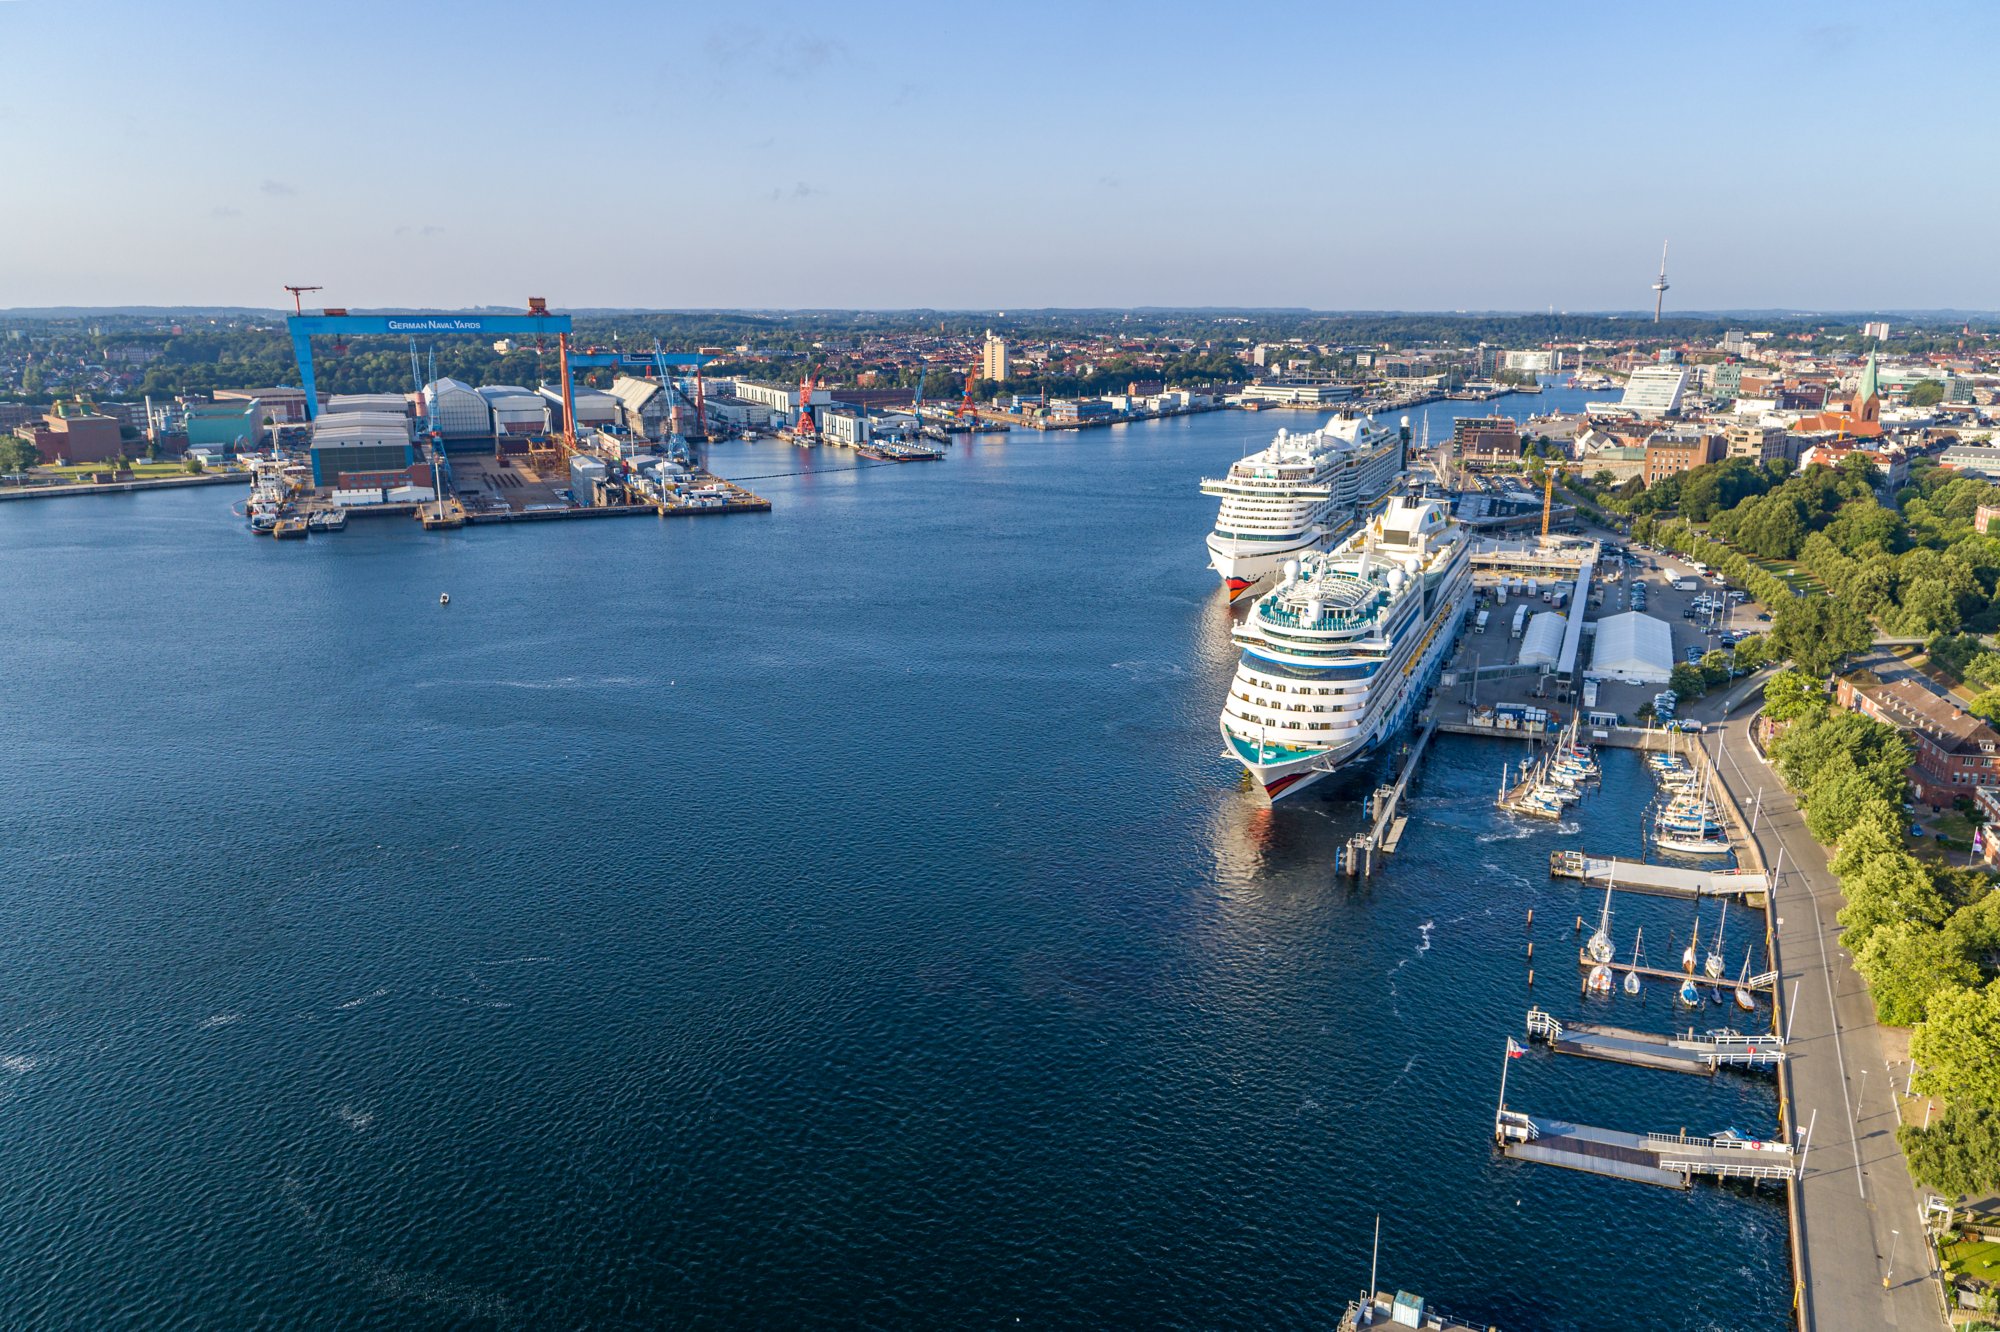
[1617,365,1690,417]
[982,331,1009,382]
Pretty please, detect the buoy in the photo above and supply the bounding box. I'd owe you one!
[440,593,450,605]
[1526,908,1534,928]
[1527,942,1534,959]
[1527,969,1535,988]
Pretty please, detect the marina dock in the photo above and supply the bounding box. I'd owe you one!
[1525,1008,1784,1075]
[1496,1110,1799,1190]
[1549,851,1768,903]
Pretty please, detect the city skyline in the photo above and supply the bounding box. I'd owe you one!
[5,0,1996,310]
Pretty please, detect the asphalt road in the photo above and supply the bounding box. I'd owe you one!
[1695,678,1945,1332]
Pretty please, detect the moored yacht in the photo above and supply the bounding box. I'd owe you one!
[1219,496,1472,802]
[1201,414,1406,601]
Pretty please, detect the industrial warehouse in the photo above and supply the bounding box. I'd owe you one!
[242,304,788,536]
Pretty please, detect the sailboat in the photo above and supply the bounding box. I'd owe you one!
[1705,901,1728,980]
[1734,947,1757,1012]
[1681,913,1701,973]
[1679,975,1702,1007]
[1587,962,1614,995]
[1623,927,1644,996]
[1583,870,1616,967]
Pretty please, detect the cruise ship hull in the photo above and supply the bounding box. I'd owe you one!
[1221,595,1465,801]
[1206,530,1321,602]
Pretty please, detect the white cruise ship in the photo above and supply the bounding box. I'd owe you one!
[1201,414,1406,601]
[1219,496,1472,802]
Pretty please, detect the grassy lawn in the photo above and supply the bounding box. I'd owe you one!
[38,462,199,481]
[1945,1236,2000,1282]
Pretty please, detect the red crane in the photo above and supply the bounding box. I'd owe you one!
[283,284,322,314]
[794,369,820,442]
[956,369,977,422]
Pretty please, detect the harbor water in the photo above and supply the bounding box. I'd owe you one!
[0,387,1787,1329]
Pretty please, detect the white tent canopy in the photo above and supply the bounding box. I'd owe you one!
[1518,611,1567,669]
[1587,611,1674,684]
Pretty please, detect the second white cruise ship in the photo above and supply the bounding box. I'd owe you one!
[1218,496,1472,802]
[1201,414,1406,601]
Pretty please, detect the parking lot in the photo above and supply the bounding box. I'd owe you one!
[1446,537,1770,727]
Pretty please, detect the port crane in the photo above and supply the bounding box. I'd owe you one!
[283,284,323,314]
[792,367,821,443]
[955,369,978,423]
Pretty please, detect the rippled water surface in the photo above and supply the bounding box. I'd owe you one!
[0,392,1786,1329]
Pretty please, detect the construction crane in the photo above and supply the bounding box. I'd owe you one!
[1651,242,1670,323]
[1542,464,1563,537]
[283,284,322,314]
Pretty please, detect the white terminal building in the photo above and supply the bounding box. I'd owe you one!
[1617,365,1690,417]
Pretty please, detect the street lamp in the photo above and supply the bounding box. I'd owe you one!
[1885,1228,1899,1288]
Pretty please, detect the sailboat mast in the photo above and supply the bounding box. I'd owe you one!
[1368,1214,1380,1314]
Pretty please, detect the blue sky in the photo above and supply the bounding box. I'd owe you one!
[3,0,1993,311]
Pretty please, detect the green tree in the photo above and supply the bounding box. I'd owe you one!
[1853,920,1979,1026]
[1668,662,1708,700]
[183,456,205,475]
[1906,379,1947,407]
[1762,668,1827,721]
[1768,595,1872,676]
[1899,1106,2000,1197]
[1699,649,1733,689]
[1731,634,1771,673]
[1914,981,2000,1107]
[0,437,42,473]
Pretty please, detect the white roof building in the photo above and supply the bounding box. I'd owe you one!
[1518,611,1568,668]
[1618,365,1690,417]
[1587,611,1674,684]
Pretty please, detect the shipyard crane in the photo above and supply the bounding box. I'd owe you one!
[1651,242,1671,323]
[793,367,821,443]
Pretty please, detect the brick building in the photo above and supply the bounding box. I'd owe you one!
[1453,416,1521,463]
[1642,428,1724,484]
[1835,675,2000,807]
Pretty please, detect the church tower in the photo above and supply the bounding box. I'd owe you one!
[1852,350,1881,425]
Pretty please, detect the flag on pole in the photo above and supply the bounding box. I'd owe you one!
[1506,1037,1526,1059]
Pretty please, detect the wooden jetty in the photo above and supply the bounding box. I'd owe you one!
[1549,850,1766,903]
[1496,1110,1799,1190]
[1525,1007,1783,1075]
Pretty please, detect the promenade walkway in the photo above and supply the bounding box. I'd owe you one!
[1698,680,1943,1331]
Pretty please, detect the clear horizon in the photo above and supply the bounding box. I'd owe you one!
[6,0,1993,311]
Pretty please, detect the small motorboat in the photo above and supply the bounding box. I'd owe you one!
[1587,963,1614,995]
[439,593,450,605]
[1678,977,1702,1008]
